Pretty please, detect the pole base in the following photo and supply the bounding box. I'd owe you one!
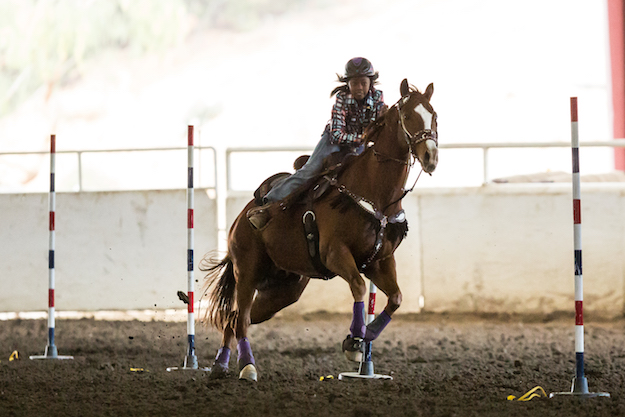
[338,372,393,380]
[166,354,210,372]
[30,345,73,360]
[338,360,392,381]
[549,377,610,398]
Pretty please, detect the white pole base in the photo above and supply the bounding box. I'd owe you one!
[30,345,73,360]
[338,371,392,380]
[166,354,210,372]
[549,377,610,398]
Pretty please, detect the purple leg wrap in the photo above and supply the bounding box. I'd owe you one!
[237,338,255,367]
[215,347,231,365]
[364,311,392,342]
[350,301,366,339]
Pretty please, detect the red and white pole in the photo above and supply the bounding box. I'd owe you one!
[168,125,207,372]
[186,125,197,368]
[31,134,72,360]
[550,98,608,398]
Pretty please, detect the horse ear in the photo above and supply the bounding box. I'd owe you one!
[424,83,434,100]
[400,79,409,97]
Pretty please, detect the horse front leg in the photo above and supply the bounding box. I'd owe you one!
[363,254,401,342]
[324,244,368,361]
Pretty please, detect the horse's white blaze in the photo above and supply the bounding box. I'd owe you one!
[415,103,434,130]
[426,139,438,170]
[426,139,437,153]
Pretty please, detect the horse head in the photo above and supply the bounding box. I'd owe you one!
[397,79,438,174]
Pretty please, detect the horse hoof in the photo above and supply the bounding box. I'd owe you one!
[208,363,229,380]
[239,364,258,382]
[344,350,363,362]
[342,335,364,362]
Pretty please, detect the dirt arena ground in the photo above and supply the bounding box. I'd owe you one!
[0,312,623,417]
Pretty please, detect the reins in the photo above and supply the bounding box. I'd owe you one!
[383,168,423,212]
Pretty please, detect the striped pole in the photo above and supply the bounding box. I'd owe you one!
[571,97,586,391]
[339,281,392,380]
[185,125,198,368]
[550,98,608,398]
[360,281,378,375]
[168,126,207,372]
[30,135,72,361]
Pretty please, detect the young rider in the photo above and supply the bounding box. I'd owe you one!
[247,57,387,229]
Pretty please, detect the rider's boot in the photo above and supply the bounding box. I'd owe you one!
[247,199,272,230]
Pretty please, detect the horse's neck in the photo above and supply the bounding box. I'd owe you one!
[341,137,409,212]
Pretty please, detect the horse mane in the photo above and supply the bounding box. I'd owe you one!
[363,105,392,139]
[363,83,421,140]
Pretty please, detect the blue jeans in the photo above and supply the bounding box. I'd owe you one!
[264,127,361,203]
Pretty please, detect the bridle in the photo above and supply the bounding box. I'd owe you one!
[397,95,438,157]
[371,95,438,167]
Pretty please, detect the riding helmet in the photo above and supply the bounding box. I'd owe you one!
[343,57,379,81]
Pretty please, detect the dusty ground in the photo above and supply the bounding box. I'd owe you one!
[0,312,623,417]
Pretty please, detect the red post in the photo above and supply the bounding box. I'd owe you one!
[608,0,625,170]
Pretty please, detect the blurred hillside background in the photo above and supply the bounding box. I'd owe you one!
[0,0,618,191]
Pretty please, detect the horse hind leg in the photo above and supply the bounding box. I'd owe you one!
[201,257,237,380]
[230,261,264,382]
[208,275,259,382]
[210,271,308,380]
[207,302,262,382]
[209,325,234,380]
[251,273,310,324]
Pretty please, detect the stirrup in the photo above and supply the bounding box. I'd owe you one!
[342,335,364,362]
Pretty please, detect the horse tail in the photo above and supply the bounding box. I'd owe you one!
[199,253,237,331]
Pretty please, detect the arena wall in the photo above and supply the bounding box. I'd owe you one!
[0,190,218,312]
[1,185,624,316]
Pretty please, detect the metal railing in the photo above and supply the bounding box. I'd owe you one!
[0,146,217,192]
[439,140,625,184]
[2,140,625,193]
[225,140,625,189]
[225,146,313,191]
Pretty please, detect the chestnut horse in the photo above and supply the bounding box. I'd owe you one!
[201,79,438,381]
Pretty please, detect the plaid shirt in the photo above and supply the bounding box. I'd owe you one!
[329,88,385,146]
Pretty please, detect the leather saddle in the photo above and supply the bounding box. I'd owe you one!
[253,151,354,207]
[251,151,358,280]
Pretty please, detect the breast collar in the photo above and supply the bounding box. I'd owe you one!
[326,175,406,270]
